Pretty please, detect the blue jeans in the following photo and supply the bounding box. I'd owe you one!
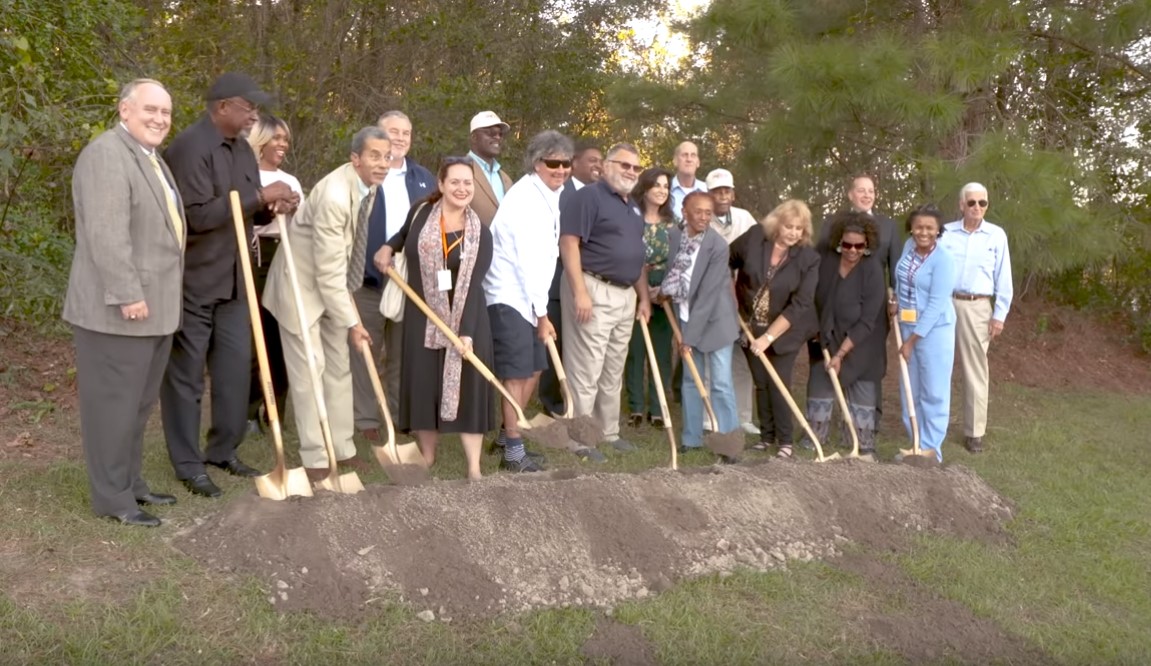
[680,331,740,448]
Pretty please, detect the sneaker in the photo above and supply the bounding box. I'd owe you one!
[740,421,761,435]
[611,438,638,452]
[500,456,545,473]
[628,413,644,428]
[677,444,703,454]
[574,447,607,463]
[650,415,666,429]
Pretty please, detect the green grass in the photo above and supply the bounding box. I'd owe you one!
[2,384,1151,664]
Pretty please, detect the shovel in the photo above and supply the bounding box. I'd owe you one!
[544,336,574,419]
[821,348,873,462]
[891,316,924,458]
[663,302,719,433]
[274,208,363,494]
[347,300,428,477]
[385,267,530,431]
[639,316,677,470]
[738,318,839,463]
[228,198,313,500]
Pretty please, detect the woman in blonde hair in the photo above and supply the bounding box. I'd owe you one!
[243,113,303,435]
[728,199,820,458]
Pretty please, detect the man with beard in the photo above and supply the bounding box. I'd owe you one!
[467,111,514,227]
[559,143,652,458]
[161,72,299,498]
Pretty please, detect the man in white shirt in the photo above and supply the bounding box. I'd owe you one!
[669,141,707,220]
[706,168,759,434]
[484,131,574,471]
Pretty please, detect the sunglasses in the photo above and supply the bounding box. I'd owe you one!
[840,241,867,251]
[539,158,572,169]
[966,199,989,208]
[607,159,645,174]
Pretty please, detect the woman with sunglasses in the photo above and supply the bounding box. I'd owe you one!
[373,157,495,480]
[802,212,887,455]
[895,204,956,462]
[623,167,676,428]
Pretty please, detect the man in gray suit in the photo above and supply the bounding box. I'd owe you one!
[63,79,185,527]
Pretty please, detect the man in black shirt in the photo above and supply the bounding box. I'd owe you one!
[160,73,298,498]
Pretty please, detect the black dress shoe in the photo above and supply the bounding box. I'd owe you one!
[109,509,162,527]
[136,492,177,506]
[182,474,223,498]
[964,437,984,453]
[206,458,261,477]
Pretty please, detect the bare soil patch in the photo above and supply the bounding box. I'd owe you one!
[175,461,1012,622]
[581,617,658,666]
[0,323,79,465]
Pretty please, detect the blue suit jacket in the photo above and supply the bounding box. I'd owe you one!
[363,159,436,287]
[898,238,957,339]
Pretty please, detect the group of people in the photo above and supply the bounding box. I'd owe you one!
[64,73,1013,528]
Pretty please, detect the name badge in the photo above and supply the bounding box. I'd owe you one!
[900,308,918,323]
[436,269,452,292]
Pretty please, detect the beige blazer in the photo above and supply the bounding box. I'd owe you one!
[470,160,513,227]
[263,162,366,335]
[63,125,185,336]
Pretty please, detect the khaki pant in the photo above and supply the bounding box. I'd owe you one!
[350,285,402,430]
[953,297,992,438]
[280,315,357,468]
[561,275,636,443]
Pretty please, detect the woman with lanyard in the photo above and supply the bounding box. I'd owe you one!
[373,157,495,479]
[894,204,957,462]
[730,199,820,459]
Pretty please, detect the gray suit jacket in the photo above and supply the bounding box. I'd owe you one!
[63,125,185,336]
[675,229,740,353]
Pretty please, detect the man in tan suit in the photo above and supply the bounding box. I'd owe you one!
[63,79,185,527]
[467,111,514,226]
[262,126,390,480]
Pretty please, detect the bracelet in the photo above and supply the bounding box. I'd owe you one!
[765,333,775,343]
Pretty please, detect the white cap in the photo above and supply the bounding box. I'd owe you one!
[706,168,735,190]
[469,111,510,133]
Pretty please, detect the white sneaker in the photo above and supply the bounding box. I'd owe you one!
[741,422,761,435]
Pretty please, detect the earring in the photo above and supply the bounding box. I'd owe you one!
[863,248,872,256]
[835,246,842,254]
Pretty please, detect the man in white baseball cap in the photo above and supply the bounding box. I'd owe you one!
[467,111,513,226]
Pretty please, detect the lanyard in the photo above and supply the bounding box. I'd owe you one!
[440,214,463,261]
[906,246,935,300]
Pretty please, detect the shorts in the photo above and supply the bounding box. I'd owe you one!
[488,303,547,379]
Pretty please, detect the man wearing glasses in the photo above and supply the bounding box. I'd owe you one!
[467,111,514,227]
[940,182,1013,454]
[559,143,652,458]
[161,72,299,497]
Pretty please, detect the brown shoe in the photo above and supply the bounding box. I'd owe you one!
[304,467,328,482]
[338,455,374,474]
[361,428,381,442]
[964,436,984,453]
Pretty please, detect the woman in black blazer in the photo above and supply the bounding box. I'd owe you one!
[729,199,820,458]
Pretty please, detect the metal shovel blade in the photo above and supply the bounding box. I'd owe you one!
[314,470,365,495]
[255,466,314,500]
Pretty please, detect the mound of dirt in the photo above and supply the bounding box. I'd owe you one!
[174,461,1012,621]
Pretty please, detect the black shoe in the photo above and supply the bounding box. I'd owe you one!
[650,415,666,429]
[181,474,223,498]
[964,436,984,453]
[677,445,703,455]
[109,509,162,527]
[206,458,261,477]
[136,492,177,506]
[574,447,607,463]
[500,456,545,473]
[717,454,740,465]
[628,413,644,427]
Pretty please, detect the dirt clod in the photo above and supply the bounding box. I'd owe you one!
[524,420,569,449]
[562,415,603,447]
[704,430,745,457]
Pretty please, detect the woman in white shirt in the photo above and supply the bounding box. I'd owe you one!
[244,114,303,435]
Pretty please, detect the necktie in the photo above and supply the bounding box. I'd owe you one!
[148,152,185,247]
[347,189,374,290]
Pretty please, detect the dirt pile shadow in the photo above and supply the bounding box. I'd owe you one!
[174,461,1013,621]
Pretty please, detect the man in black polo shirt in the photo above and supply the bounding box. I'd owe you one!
[559,142,651,456]
[161,72,299,498]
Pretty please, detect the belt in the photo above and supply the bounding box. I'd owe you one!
[584,270,631,290]
[952,292,993,301]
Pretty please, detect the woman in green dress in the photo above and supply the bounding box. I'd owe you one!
[624,168,677,427]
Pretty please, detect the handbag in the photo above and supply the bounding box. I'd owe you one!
[379,251,407,321]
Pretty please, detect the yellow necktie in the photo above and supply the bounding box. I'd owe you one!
[148,152,185,247]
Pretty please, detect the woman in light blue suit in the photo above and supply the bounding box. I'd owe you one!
[894,205,956,461]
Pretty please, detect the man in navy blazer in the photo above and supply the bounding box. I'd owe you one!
[351,110,436,440]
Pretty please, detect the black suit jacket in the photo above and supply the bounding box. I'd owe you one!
[164,114,271,303]
[729,225,821,355]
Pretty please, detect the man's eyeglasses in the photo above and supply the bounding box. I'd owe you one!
[539,158,572,169]
[966,199,989,208]
[228,99,259,115]
[840,241,867,251]
[607,159,644,174]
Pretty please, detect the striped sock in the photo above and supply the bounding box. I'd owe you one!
[504,436,525,463]
[496,428,507,448]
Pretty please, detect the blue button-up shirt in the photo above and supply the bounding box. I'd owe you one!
[940,219,1014,321]
[468,150,505,202]
[670,176,707,221]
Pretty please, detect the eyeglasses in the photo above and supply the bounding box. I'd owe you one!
[607,159,644,174]
[539,158,572,169]
[966,199,989,208]
[840,241,867,251]
[228,99,259,115]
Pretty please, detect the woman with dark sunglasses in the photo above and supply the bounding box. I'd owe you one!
[802,211,887,455]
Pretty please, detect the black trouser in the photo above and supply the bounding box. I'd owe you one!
[538,264,566,416]
[161,295,252,479]
[247,237,288,421]
[745,347,799,445]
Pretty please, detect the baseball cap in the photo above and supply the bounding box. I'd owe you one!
[706,168,735,190]
[206,72,272,106]
[470,111,510,133]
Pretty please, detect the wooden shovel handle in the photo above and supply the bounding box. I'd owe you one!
[544,337,574,419]
[385,267,529,428]
[891,315,921,454]
[821,347,860,456]
[639,316,677,470]
[663,302,718,433]
[346,298,398,461]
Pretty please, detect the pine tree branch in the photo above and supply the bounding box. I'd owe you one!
[1029,29,1151,82]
